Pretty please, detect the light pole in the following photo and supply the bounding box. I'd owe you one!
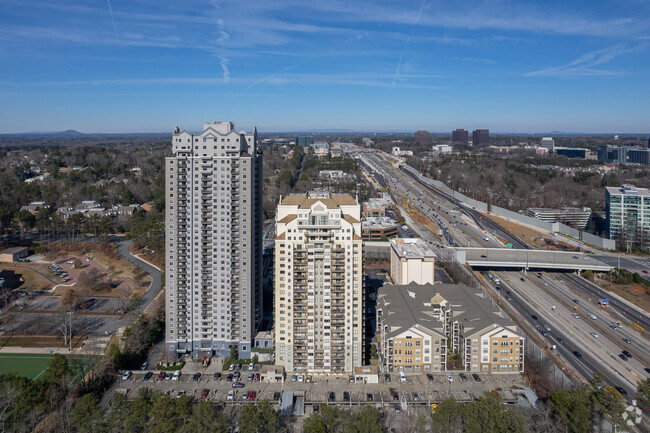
[67,311,73,352]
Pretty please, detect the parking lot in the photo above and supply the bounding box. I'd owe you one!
[112,368,529,410]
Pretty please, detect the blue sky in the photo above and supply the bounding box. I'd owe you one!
[1,0,649,133]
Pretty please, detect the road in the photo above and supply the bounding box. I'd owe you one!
[116,240,163,321]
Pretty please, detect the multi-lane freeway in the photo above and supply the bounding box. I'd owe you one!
[352,150,650,400]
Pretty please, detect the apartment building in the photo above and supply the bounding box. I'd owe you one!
[390,238,436,285]
[274,192,364,373]
[525,207,592,230]
[165,121,263,360]
[377,283,524,373]
[606,185,650,251]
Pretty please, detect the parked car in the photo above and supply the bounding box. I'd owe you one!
[122,371,132,380]
[249,391,256,400]
[213,372,222,381]
[192,372,202,381]
[458,373,467,382]
[143,372,153,381]
[247,373,254,381]
[328,392,335,402]
[140,361,148,371]
[412,393,420,402]
[228,364,235,371]
[200,389,209,399]
[291,375,297,382]
[273,392,281,401]
[446,374,453,383]
[226,374,233,382]
[472,374,481,382]
[232,381,245,388]
[343,392,350,402]
[384,373,391,383]
[227,390,235,400]
[426,373,434,382]
[157,372,166,381]
[367,393,373,402]
[177,390,187,399]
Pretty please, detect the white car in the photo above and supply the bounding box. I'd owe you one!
[572,313,579,319]
[122,371,132,380]
[446,374,453,383]
[587,313,597,320]
[590,332,599,338]
[172,370,182,381]
[227,390,235,401]
[249,362,255,370]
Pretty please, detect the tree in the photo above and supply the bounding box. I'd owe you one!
[637,378,650,411]
[121,187,136,206]
[43,354,70,385]
[432,398,463,433]
[148,394,192,433]
[78,268,103,295]
[238,401,280,433]
[550,389,591,433]
[181,401,227,433]
[124,388,154,433]
[70,393,104,433]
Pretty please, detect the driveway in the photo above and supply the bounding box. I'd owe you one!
[116,240,163,319]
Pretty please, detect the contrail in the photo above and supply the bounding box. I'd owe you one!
[106,0,120,46]
[392,0,426,87]
[247,66,293,89]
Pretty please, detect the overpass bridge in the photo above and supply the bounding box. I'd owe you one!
[447,248,613,272]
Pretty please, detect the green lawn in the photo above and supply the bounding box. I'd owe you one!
[0,353,101,380]
[0,353,52,380]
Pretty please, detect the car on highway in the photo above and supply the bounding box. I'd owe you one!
[572,313,580,319]
[328,392,335,402]
[587,313,597,320]
[618,353,628,361]
[143,371,153,381]
[609,324,618,330]
[520,277,525,282]
[572,299,579,304]
[232,381,245,388]
[531,315,538,321]
[122,370,132,380]
[623,338,632,344]
[556,337,564,344]
[622,350,632,358]
[573,351,582,358]
[544,325,551,331]
[590,332,599,338]
[615,387,627,396]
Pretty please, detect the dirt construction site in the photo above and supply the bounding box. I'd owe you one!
[0,242,152,351]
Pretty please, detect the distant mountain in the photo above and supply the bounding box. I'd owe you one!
[56,129,83,135]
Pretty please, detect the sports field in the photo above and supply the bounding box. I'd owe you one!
[0,353,100,380]
[0,353,53,380]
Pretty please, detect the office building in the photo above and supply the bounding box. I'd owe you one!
[606,185,650,251]
[525,207,592,230]
[362,217,399,240]
[296,136,314,147]
[165,121,263,360]
[414,130,432,144]
[628,148,650,165]
[390,238,436,285]
[377,283,524,373]
[451,129,468,144]
[472,129,490,147]
[540,137,555,150]
[274,192,364,372]
[555,147,593,159]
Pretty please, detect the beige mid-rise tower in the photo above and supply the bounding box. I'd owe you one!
[165,121,263,360]
[274,192,364,372]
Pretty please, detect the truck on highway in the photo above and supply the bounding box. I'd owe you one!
[438,229,443,236]
[598,299,609,306]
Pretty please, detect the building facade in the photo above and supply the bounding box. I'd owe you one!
[377,283,524,373]
[414,130,432,144]
[390,238,436,285]
[525,207,592,230]
[274,192,364,372]
[472,129,490,147]
[451,129,468,144]
[606,185,650,251]
[165,121,263,360]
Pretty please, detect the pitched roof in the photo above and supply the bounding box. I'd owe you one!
[277,214,297,224]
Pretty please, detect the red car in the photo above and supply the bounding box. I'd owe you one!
[249,390,256,400]
[157,371,166,381]
[201,388,209,399]
[254,373,260,381]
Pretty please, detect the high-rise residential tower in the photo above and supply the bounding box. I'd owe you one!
[274,192,364,372]
[165,121,263,360]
